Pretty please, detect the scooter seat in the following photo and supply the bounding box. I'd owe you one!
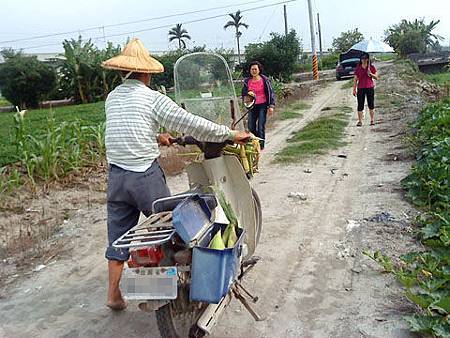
[152,193,217,214]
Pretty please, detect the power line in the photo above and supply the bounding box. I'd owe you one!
[0,0,272,45]
[258,7,278,41]
[10,0,298,51]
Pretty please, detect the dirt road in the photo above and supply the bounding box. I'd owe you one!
[0,68,420,337]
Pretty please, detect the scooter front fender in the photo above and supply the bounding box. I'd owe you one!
[186,156,257,258]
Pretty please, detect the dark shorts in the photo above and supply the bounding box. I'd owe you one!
[357,87,375,111]
[105,160,171,261]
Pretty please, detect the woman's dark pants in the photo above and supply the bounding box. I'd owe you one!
[357,87,375,111]
[248,103,268,149]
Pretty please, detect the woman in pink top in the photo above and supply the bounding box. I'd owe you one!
[352,53,379,126]
[242,61,276,149]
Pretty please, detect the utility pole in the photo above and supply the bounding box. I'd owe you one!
[307,0,319,80]
[317,13,323,67]
[283,4,288,37]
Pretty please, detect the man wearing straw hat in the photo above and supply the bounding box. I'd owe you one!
[101,38,249,310]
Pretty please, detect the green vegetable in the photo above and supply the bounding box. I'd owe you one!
[209,230,225,250]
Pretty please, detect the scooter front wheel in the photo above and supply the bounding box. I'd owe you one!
[252,188,263,246]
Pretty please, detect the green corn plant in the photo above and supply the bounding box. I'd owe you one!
[28,129,60,181]
[21,148,37,186]
[9,108,107,187]
[0,167,21,195]
[88,121,106,161]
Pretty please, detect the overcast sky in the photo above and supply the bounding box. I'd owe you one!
[0,0,448,54]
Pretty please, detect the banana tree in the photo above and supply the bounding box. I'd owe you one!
[224,10,249,65]
[96,42,121,100]
[62,37,96,104]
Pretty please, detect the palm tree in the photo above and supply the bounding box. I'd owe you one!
[224,10,249,65]
[168,24,191,49]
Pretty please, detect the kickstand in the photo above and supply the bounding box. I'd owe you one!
[235,281,258,302]
[232,286,265,321]
[239,256,260,280]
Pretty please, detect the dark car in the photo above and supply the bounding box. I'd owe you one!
[335,58,360,80]
[335,49,365,80]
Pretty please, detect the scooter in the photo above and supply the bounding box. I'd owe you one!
[112,53,264,338]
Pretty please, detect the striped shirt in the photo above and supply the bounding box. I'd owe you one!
[105,79,233,172]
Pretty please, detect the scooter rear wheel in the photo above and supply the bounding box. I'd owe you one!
[155,284,206,338]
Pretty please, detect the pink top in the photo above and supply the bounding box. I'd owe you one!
[248,78,267,104]
[355,64,377,89]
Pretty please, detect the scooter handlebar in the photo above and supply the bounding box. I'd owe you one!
[171,136,234,147]
[170,136,234,159]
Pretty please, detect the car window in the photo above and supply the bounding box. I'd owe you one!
[341,58,360,65]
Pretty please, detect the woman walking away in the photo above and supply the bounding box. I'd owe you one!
[242,61,275,149]
[352,53,379,126]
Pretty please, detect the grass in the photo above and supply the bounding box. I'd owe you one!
[321,106,353,113]
[425,71,450,86]
[275,107,351,163]
[341,80,354,89]
[0,101,105,166]
[279,101,311,120]
[373,53,398,62]
[280,110,302,120]
[0,97,11,107]
[290,101,311,110]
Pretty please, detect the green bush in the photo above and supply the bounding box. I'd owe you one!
[243,30,302,80]
[320,53,339,70]
[402,99,450,211]
[0,50,56,108]
[152,50,187,90]
[0,96,10,107]
[331,28,364,53]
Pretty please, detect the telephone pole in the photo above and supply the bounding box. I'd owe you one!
[307,0,319,80]
[317,13,323,65]
[283,5,288,37]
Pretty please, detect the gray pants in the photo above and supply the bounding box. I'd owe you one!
[105,160,171,261]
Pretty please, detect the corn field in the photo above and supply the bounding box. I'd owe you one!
[1,110,106,193]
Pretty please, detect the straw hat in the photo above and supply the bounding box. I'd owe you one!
[102,38,164,73]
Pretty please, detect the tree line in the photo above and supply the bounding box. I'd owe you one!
[0,13,445,109]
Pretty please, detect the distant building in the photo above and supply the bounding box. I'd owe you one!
[0,52,65,67]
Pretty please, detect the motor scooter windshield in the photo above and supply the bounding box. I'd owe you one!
[174,52,244,130]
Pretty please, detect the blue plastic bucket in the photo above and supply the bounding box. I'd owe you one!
[190,223,244,303]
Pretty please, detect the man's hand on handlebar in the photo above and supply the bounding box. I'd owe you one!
[157,132,176,146]
[232,131,252,145]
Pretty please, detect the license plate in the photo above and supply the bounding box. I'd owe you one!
[121,266,178,300]
[348,71,354,75]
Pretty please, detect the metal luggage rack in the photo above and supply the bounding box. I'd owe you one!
[113,211,175,249]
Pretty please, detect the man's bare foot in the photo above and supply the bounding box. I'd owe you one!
[107,288,126,311]
[107,300,127,311]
